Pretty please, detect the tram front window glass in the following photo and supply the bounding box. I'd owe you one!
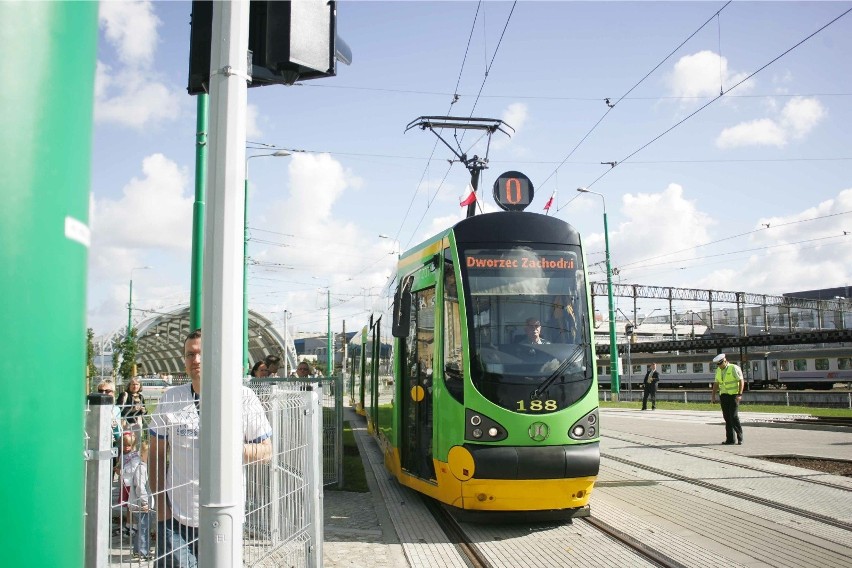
[815,358,829,371]
[794,359,807,371]
[461,245,591,413]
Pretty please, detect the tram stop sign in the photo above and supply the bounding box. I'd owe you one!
[493,171,533,211]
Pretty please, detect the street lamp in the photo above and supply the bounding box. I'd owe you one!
[378,233,400,255]
[577,187,619,399]
[128,266,151,336]
[244,150,291,373]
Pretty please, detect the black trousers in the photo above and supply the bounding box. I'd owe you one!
[641,386,656,409]
[720,393,743,442]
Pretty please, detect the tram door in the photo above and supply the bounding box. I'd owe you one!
[400,283,437,481]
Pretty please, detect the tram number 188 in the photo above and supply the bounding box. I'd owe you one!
[517,399,557,412]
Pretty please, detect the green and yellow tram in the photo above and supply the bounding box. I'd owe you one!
[350,208,600,519]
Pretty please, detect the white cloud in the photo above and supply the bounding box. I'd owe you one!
[715,97,825,149]
[99,1,161,67]
[502,103,527,133]
[715,118,787,149]
[95,70,181,127]
[92,153,192,250]
[666,50,751,99]
[780,97,826,138]
[597,184,715,279]
[96,1,181,129]
[246,104,263,139]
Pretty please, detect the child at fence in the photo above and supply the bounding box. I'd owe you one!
[119,431,141,537]
[128,440,154,560]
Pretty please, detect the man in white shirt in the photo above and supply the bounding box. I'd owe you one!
[149,329,272,567]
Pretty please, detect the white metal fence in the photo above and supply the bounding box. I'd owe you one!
[84,381,334,567]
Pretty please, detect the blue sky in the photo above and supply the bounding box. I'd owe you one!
[89,1,852,338]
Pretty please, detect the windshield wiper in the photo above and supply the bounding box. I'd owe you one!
[531,341,588,399]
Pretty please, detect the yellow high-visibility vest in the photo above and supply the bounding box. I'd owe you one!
[715,364,742,395]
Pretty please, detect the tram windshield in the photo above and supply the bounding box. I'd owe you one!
[461,245,593,413]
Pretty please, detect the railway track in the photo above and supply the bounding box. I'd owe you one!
[582,516,689,568]
[601,451,852,532]
[605,431,852,492]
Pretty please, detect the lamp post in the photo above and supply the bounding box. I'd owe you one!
[128,266,151,337]
[244,150,290,373]
[577,187,619,399]
[313,277,333,376]
[378,233,401,256]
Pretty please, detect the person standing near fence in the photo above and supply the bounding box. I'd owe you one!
[149,329,273,567]
[710,353,744,445]
[641,363,660,410]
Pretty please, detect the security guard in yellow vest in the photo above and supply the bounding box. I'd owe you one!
[710,353,744,445]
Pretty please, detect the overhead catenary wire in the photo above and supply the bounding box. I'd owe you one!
[542,0,734,207]
[576,5,852,193]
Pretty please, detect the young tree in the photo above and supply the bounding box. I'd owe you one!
[115,328,139,381]
[86,328,97,380]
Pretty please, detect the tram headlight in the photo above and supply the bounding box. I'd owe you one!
[568,409,600,440]
[465,409,508,441]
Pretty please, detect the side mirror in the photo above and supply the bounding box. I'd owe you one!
[392,276,413,338]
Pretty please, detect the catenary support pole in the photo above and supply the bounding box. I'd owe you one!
[199,1,250,566]
[190,94,208,331]
[0,3,98,566]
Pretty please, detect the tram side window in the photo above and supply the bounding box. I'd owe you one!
[632,364,643,374]
[692,363,703,373]
[793,359,807,371]
[815,358,829,371]
[676,363,687,374]
[780,360,790,371]
[443,258,464,403]
[839,358,852,370]
[661,364,672,374]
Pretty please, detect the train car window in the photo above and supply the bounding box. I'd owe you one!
[839,358,852,370]
[780,359,790,371]
[632,364,642,374]
[443,258,464,403]
[692,363,703,373]
[661,364,672,374]
[815,358,829,371]
[794,359,807,371]
[676,363,687,374]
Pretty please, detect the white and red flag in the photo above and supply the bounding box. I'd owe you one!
[543,190,556,214]
[460,183,477,207]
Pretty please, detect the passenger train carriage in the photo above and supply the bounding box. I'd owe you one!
[597,347,852,390]
[348,207,600,520]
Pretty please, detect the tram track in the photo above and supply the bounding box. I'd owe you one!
[582,515,689,568]
[606,431,852,492]
[600,450,852,532]
[422,497,492,568]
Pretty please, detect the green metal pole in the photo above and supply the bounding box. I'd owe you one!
[0,3,97,565]
[189,94,208,331]
[127,278,134,336]
[327,288,332,376]
[603,211,620,397]
[243,177,250,374]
